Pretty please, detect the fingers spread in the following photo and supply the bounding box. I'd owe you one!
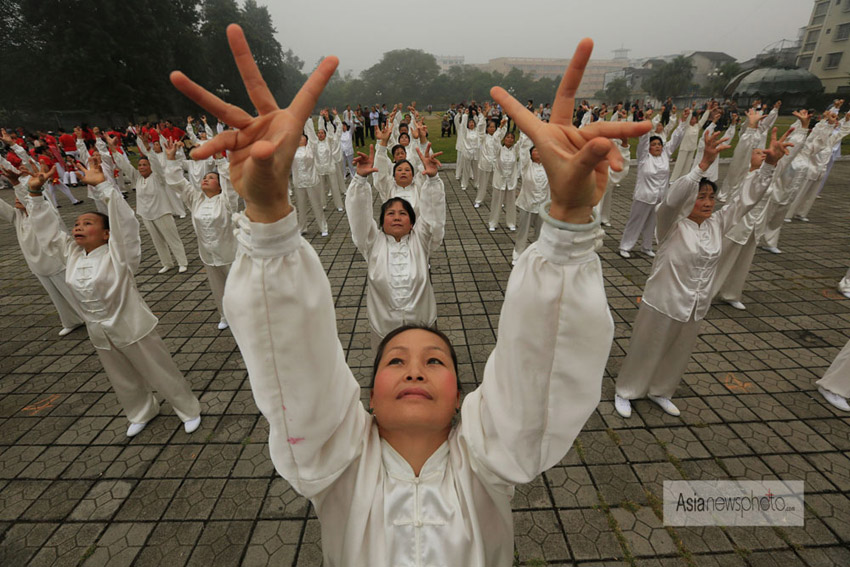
[582,119,651,140]
[170,71,253,129]
[227,24,279,115]
[190,130,240,160]
[549,38,593,126]
[288,56,339,124]
[491,86,542,140]
[571,137,613,181]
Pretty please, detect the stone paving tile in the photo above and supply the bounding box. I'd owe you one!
[1,166,850,563]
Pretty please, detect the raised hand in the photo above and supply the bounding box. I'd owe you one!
[76,161,107,186]
[791,109,811,128]
[0,166,21,185]
[746,108,766,128]
[376,122,392,145]
[27,165,56,193]
[353,145,379,177]
[490,38,650,223]
[105,134,119,149]
[416,143,443,177]
[170,24,337,223]
[697,130,732,170]
[764,127,793,166]
[0,129,14,145]
[165,139,178,160]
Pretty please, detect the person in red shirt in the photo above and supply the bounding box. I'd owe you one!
[58,128,77,155]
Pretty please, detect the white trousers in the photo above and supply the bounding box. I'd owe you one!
[712,234,757,303]
[205,263,230,321]
[63,170,78,186]
[489,189,516,230]
[788,173,823,219]
[839,268,850,296]
[455,150,465,180]
[513,208,542,262]
[143,214,188,269]
[94,331,200,424]
[342,153,356,179]
[35,271,84,329]
[46,181,80,206]
[816,339,850,398]
[598,179,615,225]
[458,156,478,189]
[295,183,328,233]
[670,149,695,182]
[619,200,657,253]
[616,303,701,400]
[475,167,494,204]
[320,172,344,210]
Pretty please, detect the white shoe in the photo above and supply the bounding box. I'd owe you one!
[337,207,343,212]
[614,395,632,418]
[488,227,496,232]
[321,231,329,237]
[799,217,809,222]
[601,221,612,227]
[843,291,850,300]
[217,320,229,330]
[783,218,792,223]
[819,387,850,411]
[184,416,202,433]
[58,324,83,337]
[761,246,782,254]
[619,249,631,259]
[724,299,746,310]
[157,266,172,274]
[644,250,656,258]
[127,421,148,437]
[179,214,186,219]
[178,265,187,273]
[473,202,479,208]
[508,225,516,231]
[648,395,680,416]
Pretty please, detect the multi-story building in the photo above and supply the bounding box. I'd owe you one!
[797,0,850,94]
[436,55,465,72]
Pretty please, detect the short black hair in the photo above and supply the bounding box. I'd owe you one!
[398,132,410,144]
[698,178,717,196]
[79,211,109,230]
[391,144,406,159]
[379,197,416,229]
[370,324,461,393]
[649,135,663,146]
[392,159,414,178]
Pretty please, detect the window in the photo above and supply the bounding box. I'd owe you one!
[804,29,820,51]
[837,23,850,40]
[815,1,829,15]
[825,51,843,68]
[798,55,813,69]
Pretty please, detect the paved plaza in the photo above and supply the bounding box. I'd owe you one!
[0,161,849,566]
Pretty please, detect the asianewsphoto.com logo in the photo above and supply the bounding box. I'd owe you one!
[664,480,805,527]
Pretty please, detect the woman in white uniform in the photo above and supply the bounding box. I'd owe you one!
[614,127,792,419]
[27,161,201,437]
[170,26,647,566]
[291,127,328,236]
[488,124,519,231]
[669,106,709,181]
[457,110,484,192]
[475,114,506,208]
[164,141,238,330]
[512,133,549,264]
[346,143,446,350]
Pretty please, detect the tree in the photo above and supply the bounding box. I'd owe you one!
[601,78,631,105]
[707,61,741,96]
[361,49,440,104]
[644,56,694,100]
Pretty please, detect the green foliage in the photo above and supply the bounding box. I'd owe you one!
[707,61,742,96]
[645,56,695,100]
[602,77,631,105]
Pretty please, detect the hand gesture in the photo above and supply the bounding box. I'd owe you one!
[105,134,119,149]
[170,24,337,223]
[376,121,392,145]
[201,115,208,123]
[165,139,178,160]
[0,166,21,185]
[697,129,731,170]
[27,165,56,193]
[745,107,766,129]
[76,161,106,186]
[0,129,15,145]
[352,145,379,177]
[764,127,793,166]
[490,38,650,223]
[416,143,443,177]
[187,115,195,124]
[791,109,811,129]
[681,108,691,122]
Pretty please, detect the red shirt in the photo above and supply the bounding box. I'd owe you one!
[161,126,186,142]
[6,151,21,168]
[43,135,57,147]
[59,133,76,151]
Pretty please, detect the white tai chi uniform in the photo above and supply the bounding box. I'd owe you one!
[670,110,709,181]
[616,162,774,401]
[513,134,550,263]
[313,115,346,210]
[475,123,505,206]
[1,185,83,329]
[694,121,736,183]
[291,124,327,235]
[787,117,849,220]
[222,201,613,567]
[346,173,446,349]
[453,111,465,181]
[489,137,519,231]
[374,144,422,214]
[619,121,686,254]
[597,141,632,226]
[816,339,850,398]
[717,108,776,202]
[457,112,484,191]
[140,139,187,218]
[28,181,200,425]
[114,147,189,270]
[165,158,239,324]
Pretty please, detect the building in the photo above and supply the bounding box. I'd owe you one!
[682,51,737,90]
[484,57,629,97]
[436,55,465,72]
[797,0,850,94]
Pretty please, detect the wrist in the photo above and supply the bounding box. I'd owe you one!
[548,202,594,224]
[245,199,293,224]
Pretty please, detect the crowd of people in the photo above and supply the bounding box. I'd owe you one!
[1,25,849,564]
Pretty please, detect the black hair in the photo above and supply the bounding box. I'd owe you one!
[529,144,536,157]
[487,119,499,131]
[80,211,110,230]
[138,155,151,165]
[391,144,406,159]
[379,197,416,229]
[392,159,414,178]
[649,135,663,146]
[398,132,410,144]
[698,178,717,196]
[370,324,461,393]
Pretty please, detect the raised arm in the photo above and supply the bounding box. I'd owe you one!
[414,144,447,253]
[664,118,688,157]
[345,145,381,257]
[462,38,649,485]
[172,26,368,495]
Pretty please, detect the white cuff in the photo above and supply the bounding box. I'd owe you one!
[234,208,302,258]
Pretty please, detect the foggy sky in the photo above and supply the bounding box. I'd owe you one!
[264,0,813,74]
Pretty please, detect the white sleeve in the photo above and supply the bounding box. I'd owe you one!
[216,158,240,212]
[344,174,380,258]
[716,164,775,234]
[25,192,74,262]
[0,192,16,224]
[458,219,613,486]
[415,175,446,254]
[112,150,139,184]
[224,210,371,497]
[655,166,706,242]
[90,181,143,273]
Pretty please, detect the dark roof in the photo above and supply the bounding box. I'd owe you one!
[686,51,736,63]
[727,67,823,96]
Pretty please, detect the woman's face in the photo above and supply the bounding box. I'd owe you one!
[689,115,699,126]
[299,134,308,147]
[393,162,414,187]
[486,122,496,135]
[504,133,515,148]
[392,147,407,162]
[201,172,222,195]
[317,130,326,141]
[382,200,413,238]
[688,184,716,224]
[467,119,475,130]
[649,139,663,157]
[530,148,541,163]
[370,329,459,435]
[73,213,109,252]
